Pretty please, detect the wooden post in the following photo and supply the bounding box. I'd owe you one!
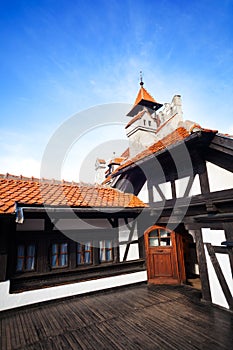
[199,161,210,195]
[194,229,212,303]
[0,218,10,281]
[171,180,176,199]
[206,243,233,310]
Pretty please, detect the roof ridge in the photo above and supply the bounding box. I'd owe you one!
[0,173,99,187]
[125,110,146,129]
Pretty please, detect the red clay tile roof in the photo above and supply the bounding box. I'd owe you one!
[103,127,218,184]
[121,147,129,158]
[125,110,146,129]
[96,159,106,164]
[0,175,147,214]
[109,157,126,165]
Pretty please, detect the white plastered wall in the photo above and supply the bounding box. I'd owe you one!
[118,219,139,261]
[0,271,147,312]
[202,228,233,309]
[207,162,233,192]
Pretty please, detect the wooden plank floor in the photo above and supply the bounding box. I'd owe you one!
[0,284,232,350]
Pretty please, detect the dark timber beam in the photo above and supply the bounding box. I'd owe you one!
[171,180,176,199]
[206,243,233,310]
[123,220,137,262]
[199,161,210,195]
[183,176,195,197]
[194,229,212,303]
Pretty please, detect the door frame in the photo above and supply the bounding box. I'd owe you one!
[144,225,186,285]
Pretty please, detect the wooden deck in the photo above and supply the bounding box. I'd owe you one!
[0,284,232,350]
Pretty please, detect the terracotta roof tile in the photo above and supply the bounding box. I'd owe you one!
[125,110,146,129]
[134,86,157,106]
[121,147,129,159]
[0,175,147,214]
[103,127,217,183]
[127,86,163,116]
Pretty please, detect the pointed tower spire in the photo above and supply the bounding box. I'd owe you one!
[127,74,163,117]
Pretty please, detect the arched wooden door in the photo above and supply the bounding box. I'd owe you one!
[144,225,185,285]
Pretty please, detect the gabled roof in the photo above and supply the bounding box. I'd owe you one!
[121,147,130,158]
[0,174,147,214]
[103,127,218,184]
[125,110,146,129]
[96,158,106,164]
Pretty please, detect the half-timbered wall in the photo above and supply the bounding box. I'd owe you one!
[0,215,147,311]
[207,162,233,192]
[202,228,233,310]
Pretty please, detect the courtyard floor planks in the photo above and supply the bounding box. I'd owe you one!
[0,284,232,349]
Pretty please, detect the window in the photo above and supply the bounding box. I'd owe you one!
[77,241,92,265]
[143,119,146,125]
[51,243,68,268]
[16,243,36,272]
[100,240,113,262]
[149,228,172,247]
[148,120,151,126]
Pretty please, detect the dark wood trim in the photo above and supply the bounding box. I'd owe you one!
[199,161,210,195]
[223,223,233,241]
[123,220,137,262]
[194,229,211,302]
[147,181,154,204]
[0,218,12,281]
[10,259,146,293]
[171,180,176,199]
[183,175,195,197]
[154,184,166,201]
[213,246,233,278]
[205,243,233,310]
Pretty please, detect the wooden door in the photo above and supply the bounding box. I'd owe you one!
[144,226,185,284]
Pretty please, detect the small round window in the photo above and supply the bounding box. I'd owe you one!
[149,228,171,247]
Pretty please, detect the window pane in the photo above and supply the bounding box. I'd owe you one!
[60,253,67,266]
[26,244,35,270]
[60,243,68,266]
[85,242,91,250]
[149,230,159,238]
[85,251,91,263]
[105,240,112,249]
[52,244,57,267]
[99,240,113,263]
[160,229,169,238]
[106,249,112,261]
[61,243,68,254]
[77,253,81,264]
[16,244,25,271]
[149,238,159,247]
[160,238,171,246]
[52,244,58,254]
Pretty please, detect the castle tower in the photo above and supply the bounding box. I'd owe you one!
[125,78,163,157]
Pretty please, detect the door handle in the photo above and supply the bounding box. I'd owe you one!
[157,250,164,252]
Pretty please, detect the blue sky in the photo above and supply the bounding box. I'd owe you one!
[1,0,233,181]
